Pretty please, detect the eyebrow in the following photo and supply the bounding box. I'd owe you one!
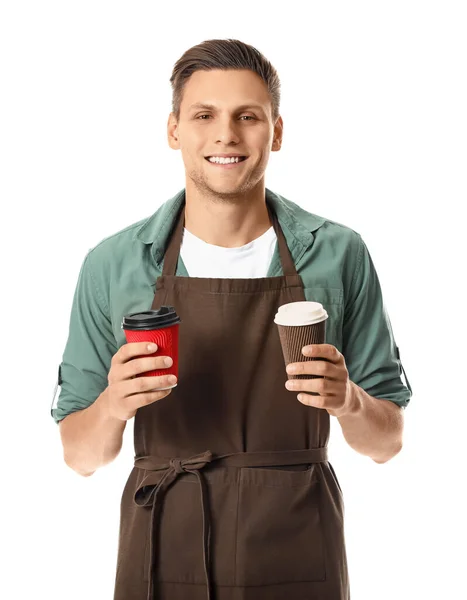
[188,102,266,114]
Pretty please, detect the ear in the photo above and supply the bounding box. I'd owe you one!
[271,115,283,151]
[167,113,180,150]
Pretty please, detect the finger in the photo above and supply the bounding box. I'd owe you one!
[115,342,159,366]
[302,343,342,364]
[286,359,341,379]
[297,391,345,411]
[131,375,177,407]
[128,386,173,410]
[297,392,328,409]
[285,376,337,396]
[124,374,177,397]
[123,355,173,380]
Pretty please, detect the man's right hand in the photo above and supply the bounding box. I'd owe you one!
[105,342,177,421]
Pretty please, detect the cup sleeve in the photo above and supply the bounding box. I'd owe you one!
[342,235,413,409]
[51,250,118,424]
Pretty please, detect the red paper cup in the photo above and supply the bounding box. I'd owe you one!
[121,306,181,390]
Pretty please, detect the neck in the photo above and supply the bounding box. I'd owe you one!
[183,182,273,248]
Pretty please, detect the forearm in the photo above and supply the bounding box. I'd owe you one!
[59,388,126,477]
[337,381,404,463]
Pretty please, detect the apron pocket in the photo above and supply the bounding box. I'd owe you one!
[235,465,326,586]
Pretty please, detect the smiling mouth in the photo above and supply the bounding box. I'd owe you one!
[205,156,248,164]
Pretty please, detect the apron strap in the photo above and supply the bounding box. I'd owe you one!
[161,198,299,278]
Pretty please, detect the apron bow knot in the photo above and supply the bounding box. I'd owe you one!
[169,458,183,474]
[173,449,213,473]
[133,450,215,600]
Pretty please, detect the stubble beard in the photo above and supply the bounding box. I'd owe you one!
[188,161,263,204]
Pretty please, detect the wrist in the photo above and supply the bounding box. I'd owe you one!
[345,381,364,417]
[97,388,120,423]
[99,387,134,425]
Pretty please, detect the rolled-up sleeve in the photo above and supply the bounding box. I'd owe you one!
[51,250,118,424]
[343,235,412,409]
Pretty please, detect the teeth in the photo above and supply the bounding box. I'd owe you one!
[208,156,242,164]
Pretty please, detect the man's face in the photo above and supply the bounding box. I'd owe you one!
[168,69,282,198]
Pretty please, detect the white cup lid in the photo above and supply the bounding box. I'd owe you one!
[274,301,328,326]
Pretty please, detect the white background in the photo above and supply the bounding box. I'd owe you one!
[1,1,465,598]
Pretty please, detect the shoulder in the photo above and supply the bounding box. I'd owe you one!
[272,188,361,241]
[87,216,148,260]
[70,215,153,311]
[80,211,157,290]
[315,215,362,250]
[273,189,363,264]
[84,195,173,271]
[315,216,364,277]
[271,191,367,307]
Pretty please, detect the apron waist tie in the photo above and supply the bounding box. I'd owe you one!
[133,447,328,600]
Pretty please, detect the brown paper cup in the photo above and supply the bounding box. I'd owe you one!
[277,320,326,382]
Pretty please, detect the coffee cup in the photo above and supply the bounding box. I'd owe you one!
[274,301,328,386]
[121,306,181,391]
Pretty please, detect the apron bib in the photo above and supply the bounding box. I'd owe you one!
[113,199,349,600]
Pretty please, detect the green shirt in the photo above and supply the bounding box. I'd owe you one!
[51,187,412,424]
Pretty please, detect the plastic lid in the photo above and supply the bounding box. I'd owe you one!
[274,301,328,326]
[121,306,181,331]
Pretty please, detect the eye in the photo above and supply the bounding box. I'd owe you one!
[196,115,256,121]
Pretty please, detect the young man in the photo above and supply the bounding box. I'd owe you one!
[52,38,412,600]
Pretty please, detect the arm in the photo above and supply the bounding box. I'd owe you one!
[59,341,178,476]
[51,250,120,474]
[336,382,403,463]
[59,388,126,477]
[338,233,411,462]
[52,249,176,476]
[287,234,412,463]
[287,345,406,464]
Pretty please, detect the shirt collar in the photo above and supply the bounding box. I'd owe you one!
[135,187,326,269]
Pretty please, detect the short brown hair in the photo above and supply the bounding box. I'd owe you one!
[169,38,281,122]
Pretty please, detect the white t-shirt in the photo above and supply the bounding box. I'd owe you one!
[180,226,277,278]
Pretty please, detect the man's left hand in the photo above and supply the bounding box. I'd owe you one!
[285,344,356,418]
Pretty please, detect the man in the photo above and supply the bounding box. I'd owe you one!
[52,38,412,600]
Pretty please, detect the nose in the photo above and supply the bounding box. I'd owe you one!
[215,116,241,145]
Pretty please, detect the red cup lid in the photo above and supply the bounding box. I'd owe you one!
[121,306,181,331]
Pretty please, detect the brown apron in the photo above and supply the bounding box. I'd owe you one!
[113,198,349,600]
